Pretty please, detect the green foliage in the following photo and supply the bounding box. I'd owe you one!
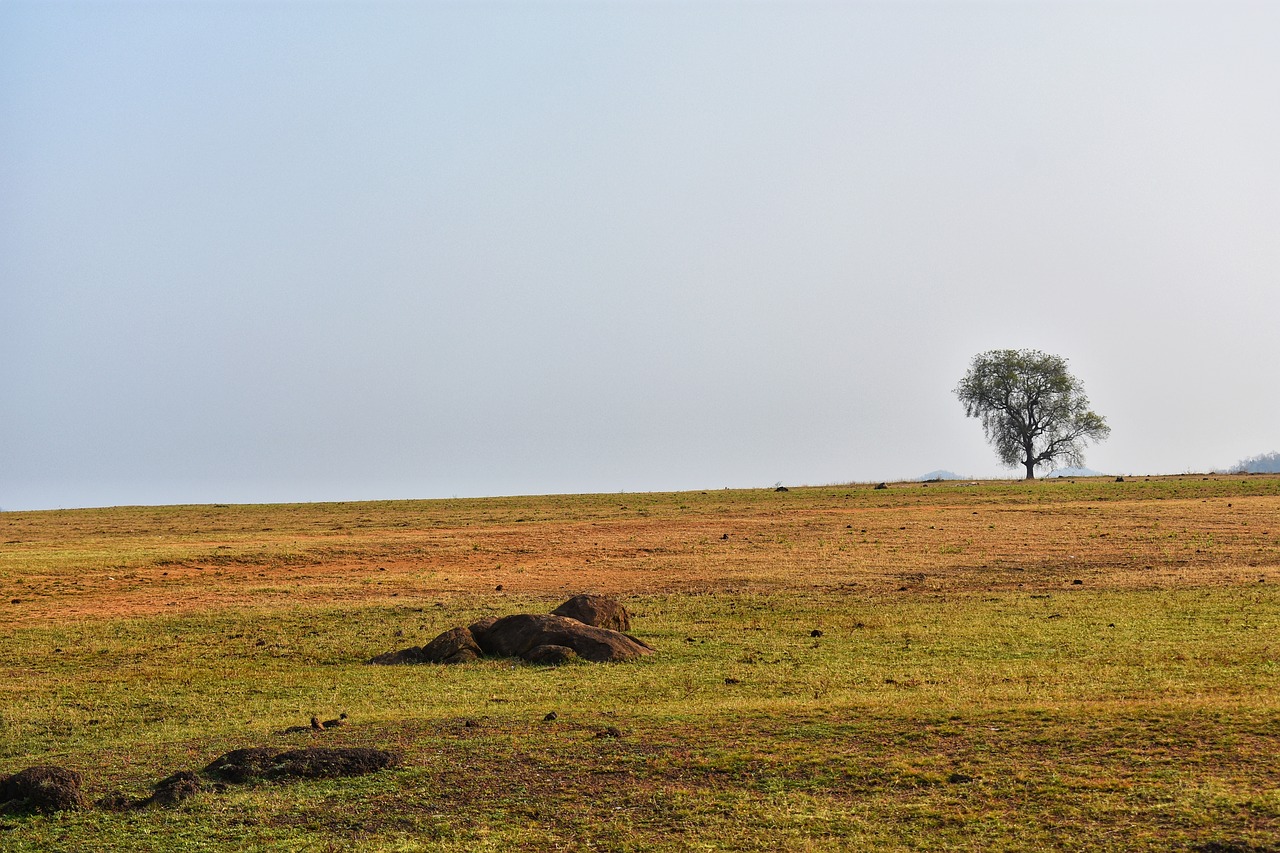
[956,349,1110,478]
[1233,451,1280,474]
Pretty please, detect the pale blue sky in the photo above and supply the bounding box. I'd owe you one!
[2,1,1277,510]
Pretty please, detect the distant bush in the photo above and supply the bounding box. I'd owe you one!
[1232,451,1280,474]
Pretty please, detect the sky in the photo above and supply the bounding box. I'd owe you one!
[2,1,1277,511]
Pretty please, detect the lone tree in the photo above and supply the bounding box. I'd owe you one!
[955,349,1110,480]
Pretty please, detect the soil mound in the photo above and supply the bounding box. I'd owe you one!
[204,747,397,782]
[0,765,86,814]
[204,747,280,783]
[551,594,632,632]
[269,747,398,779]
[149,770,203,806]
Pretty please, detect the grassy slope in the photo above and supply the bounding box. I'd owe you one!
[1,476,1278,850]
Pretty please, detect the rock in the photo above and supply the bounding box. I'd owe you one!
[369,626,483,666]
[524,644,578,665]
[420,626,483,664]
[543,711,558,722]
[467,616,499,643]
[551,594,632,632]
[774,486,789,492]
[810,629,824,637]
[874,482,888,490]
[477,614,654,663]
[367,646,429,665]
[0,766,87,814]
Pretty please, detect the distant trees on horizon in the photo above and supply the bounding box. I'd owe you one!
[1231,451,1280,474]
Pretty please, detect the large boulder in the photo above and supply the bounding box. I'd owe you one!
[477,614,653,663]
[551,594,632,632]
[0,766,86,814]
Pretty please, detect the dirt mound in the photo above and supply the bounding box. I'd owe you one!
[0,765,86,814]
[148,770,203,806]
[204,747,397,782]
[204,747,280,783]
[479,614,653,663]
[269,748,398,779]
[551,594,632,631]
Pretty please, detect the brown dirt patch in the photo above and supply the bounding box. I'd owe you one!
[3,478,1278,626]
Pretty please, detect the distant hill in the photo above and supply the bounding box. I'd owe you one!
[917,470,965,482]
[1046,466,1105,478]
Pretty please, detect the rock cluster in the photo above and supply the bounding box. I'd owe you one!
[370,594,653,666]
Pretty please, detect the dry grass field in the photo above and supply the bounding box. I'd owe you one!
[2,475,1279,850]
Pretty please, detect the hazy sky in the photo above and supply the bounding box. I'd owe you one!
[3,1,1277,510]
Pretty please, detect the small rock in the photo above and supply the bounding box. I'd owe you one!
[874,482,888,490]
[1072,579,1083,585]
[543,711,558,722]
[810,629,823,638]
[495,584,503,591]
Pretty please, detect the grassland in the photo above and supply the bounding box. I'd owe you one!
[2,475,1279,851]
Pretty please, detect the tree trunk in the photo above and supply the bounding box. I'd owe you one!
[1024,459,1036,480]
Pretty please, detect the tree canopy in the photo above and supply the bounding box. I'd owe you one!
[956,349,1110,480]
